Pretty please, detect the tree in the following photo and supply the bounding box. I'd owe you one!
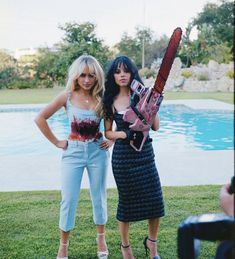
[179,0,233,65]
[178,21,194,67]
[145,34,169,69]
[193,0,234,50]
[115,26,153,68]
[18,54,38,79]
[34,47,60,87]
[115,32,141,67]
[0,51,18,89]
[34,22,111,87]
[57,22,111,70]
[136,27,153,68]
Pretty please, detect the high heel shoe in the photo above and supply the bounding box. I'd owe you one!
[96,233,109,259]
[143,237,161,259]
[120,243,135,259]
[56,240,69,259]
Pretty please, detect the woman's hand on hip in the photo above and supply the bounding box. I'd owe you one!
[56,140,68,150]
[100,139,114,150]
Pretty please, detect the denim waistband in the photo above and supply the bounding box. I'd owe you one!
[67,137,103,147]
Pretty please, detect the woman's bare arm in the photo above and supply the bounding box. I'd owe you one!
[151,113,160,131]
[104,118,126,141]
[34,92,68,148]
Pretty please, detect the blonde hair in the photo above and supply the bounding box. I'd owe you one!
[65,55,104,117]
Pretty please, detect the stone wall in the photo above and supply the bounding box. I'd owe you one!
[144,58,234,92]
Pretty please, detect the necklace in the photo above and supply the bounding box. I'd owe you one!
[83,95,90,104]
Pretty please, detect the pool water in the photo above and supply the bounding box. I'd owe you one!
[0,105,233,155]
[155,105,234,151]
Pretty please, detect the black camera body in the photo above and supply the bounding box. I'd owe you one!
[177,213,235,259]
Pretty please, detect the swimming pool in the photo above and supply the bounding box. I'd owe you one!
[0,104,233,155]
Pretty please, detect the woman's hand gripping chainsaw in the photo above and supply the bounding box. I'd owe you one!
[123,80,163,151]
[123,27,182,151]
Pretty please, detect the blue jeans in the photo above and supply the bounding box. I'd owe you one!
[59,139,108,232]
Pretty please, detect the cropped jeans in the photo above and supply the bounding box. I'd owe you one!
[59,139,108,232]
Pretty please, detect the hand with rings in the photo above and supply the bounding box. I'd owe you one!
[100,139,113,150]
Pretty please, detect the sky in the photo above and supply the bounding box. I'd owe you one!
[0,0,220,51]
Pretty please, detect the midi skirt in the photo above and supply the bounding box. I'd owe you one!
[112,137,165,222]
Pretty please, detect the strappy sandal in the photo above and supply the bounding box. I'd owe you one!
[96,233,109,259]
[143,237,161,259]
[120,243,136,259]
[56,240,69,259]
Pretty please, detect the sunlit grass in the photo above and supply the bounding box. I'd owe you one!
[0,185,222,258]
[0,88,233,104]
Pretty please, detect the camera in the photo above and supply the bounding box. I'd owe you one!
[177,213,235,259]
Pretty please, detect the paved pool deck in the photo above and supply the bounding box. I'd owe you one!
[0,99,234,192]
[0,98,234,111]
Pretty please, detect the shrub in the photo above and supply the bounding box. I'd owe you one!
[38,79,54,88]
[138,68,156,79]
[181,70,194,78]
[226,69,234,79]
[6,79,38,89]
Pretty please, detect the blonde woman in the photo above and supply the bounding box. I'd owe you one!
[35,55,111,259]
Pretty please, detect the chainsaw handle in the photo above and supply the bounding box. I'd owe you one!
[130,131,149,152]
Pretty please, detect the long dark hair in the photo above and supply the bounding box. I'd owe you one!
[103,56,143,120]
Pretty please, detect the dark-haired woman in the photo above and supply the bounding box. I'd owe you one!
[103,56,164,259]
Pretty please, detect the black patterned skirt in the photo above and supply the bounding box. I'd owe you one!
[112,139,165,222]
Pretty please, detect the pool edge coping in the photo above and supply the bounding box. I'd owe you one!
[0,99,233,111]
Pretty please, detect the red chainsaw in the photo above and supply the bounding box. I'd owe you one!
[123,27,182,151]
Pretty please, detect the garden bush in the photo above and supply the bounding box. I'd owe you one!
[226,69,234,79]
[181,70,194,79]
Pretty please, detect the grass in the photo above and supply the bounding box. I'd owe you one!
[0,88,233,104]
[0,88,63,104]
[0,185,223,259]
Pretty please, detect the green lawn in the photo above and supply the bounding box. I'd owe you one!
[0,186,223,259]
[0,88,64,104]
[0,88,233,104]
